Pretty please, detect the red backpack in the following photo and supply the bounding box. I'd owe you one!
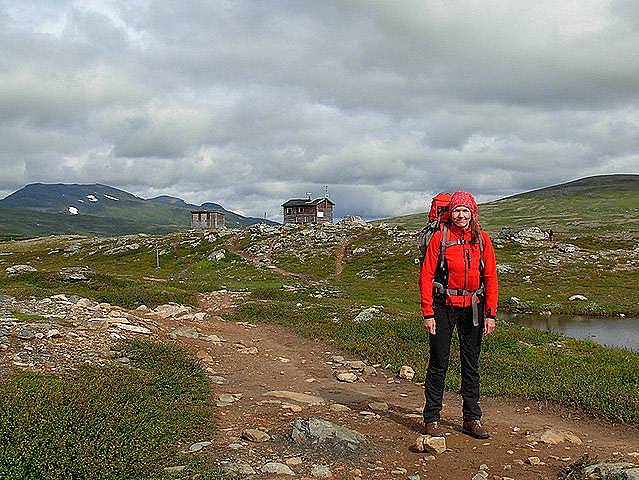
[417,193,451,264]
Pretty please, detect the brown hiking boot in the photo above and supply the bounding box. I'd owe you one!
[424,421,444,437]
[462,419,489,439]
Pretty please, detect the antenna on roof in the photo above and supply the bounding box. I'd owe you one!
[306,192,312,200]
[324,185,329,198]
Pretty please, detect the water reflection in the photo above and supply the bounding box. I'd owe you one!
[498,312,639,352]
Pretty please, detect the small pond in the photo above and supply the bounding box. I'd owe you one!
[498,312,639,352]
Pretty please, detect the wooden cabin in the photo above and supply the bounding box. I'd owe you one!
[190,210,225,229]
[281,196,334,224]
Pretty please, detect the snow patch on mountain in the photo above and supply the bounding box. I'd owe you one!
[86,195,98,202]
[104,194,119,201]
[68,206,79,215]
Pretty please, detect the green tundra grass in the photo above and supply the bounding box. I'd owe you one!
[0,175,638,474]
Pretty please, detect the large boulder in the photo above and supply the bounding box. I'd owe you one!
[515,227,547,242]
[291,417,368,454]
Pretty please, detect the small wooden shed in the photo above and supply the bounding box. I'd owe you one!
[191,210,225,229]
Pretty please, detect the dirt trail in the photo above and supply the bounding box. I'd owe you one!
[169,292,639,480]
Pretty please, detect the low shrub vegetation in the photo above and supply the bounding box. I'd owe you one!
[0,340,225,480]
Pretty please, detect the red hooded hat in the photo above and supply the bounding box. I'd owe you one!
[449,191,478,217]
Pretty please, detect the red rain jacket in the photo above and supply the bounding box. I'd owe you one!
[419,224,498,318]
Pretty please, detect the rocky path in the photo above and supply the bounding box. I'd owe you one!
[2,291,638,479]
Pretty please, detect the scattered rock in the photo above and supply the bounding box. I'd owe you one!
[6,264,38,275]
[115,323,151,335]
[497,263,516,274]
[291,417,367,453]
[528,428,583,445]
[170,326,199,339]
[188,440,212,452]
[557,243,578,254]
[353,307,380,323]
[399,365,415,380]
[336,372,358,383]
[220,460,256,475]
[261,462,295,475]
[207,250,226,261]
[415,435,447,454]
[311,464,333,478]
[368,401,389,412]
[569,294,588,301]
[241,428,270,442]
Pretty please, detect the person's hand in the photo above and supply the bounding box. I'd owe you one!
[484,317,496,335]
[423,317,436,335]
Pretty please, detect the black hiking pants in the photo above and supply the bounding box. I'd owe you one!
[423,299,484,423]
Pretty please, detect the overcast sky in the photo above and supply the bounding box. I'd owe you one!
[1,1,638,220]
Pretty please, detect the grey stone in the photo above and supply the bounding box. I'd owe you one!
[6,264,37,275]
[207,250,226,261]
[368,401,389,412]
[17,328,35,340]
[291,417,367,453]
[261,462,295,475]
[220,460,256,475]
[497,263,516,274]
[557,243,578,253]
[188,441,212,452]
[170,325,199,339]
[353,307,379,323]
[0,326,11,336]
[515,227,547,241]
[311,464,333,478]
[115,323,151,335]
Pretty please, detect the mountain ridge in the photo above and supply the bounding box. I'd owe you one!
[0,183,277,238]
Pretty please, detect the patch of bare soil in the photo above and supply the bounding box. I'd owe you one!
[187,292,639,479]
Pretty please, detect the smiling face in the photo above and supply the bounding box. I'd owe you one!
[451,206,472,229]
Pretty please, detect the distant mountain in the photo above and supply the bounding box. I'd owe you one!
[0,183,277,238]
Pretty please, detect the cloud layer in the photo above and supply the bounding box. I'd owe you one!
[1,0,638,220]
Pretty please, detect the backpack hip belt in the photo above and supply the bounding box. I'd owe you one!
[432,283,485,327]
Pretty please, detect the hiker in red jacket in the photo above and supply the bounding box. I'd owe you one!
[419,191,498,439]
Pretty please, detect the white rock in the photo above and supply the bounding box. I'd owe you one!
[261,462,295,475]
[336,372,358,383]
[6,264,37,275]
[399,365,415,380]
[188,441,212,452]
[415,435,447,454]
[115,323,151,335]
[569,294,588,301]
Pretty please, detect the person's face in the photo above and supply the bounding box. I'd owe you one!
[451,206,471,228]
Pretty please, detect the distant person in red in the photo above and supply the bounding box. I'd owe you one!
[419,191,498,439]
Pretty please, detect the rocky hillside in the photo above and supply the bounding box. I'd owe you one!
[386,174,639,236]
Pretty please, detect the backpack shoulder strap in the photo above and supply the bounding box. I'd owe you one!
[439,224,447,271]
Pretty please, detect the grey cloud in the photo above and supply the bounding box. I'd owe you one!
[0,0,638,220]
